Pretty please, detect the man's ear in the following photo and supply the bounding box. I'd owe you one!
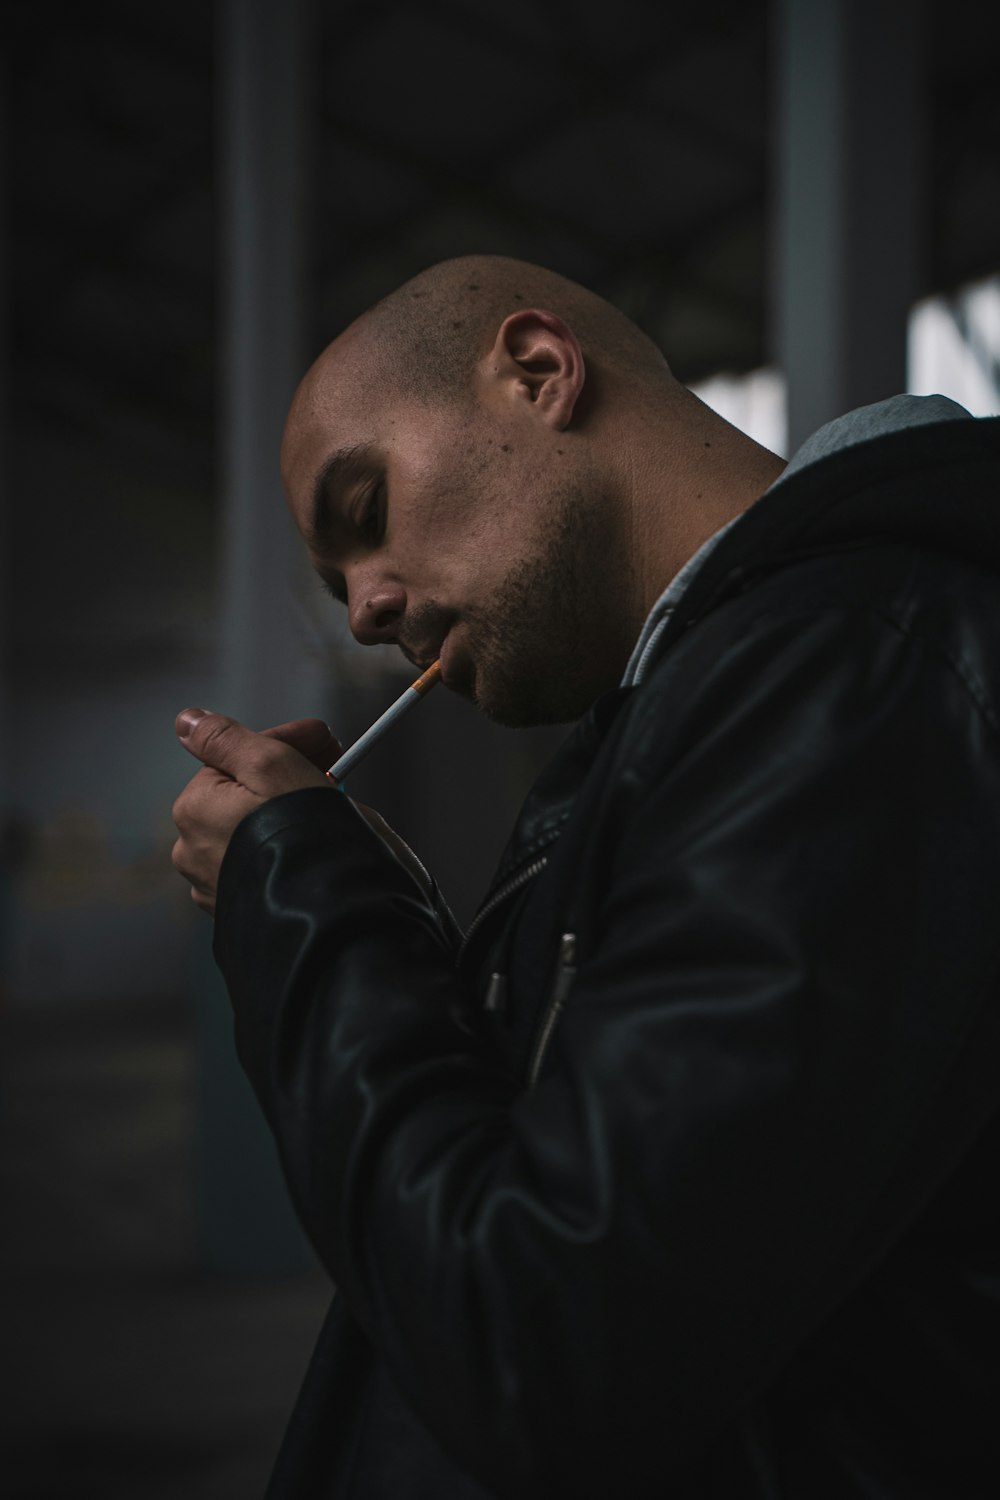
[485,309,585,430]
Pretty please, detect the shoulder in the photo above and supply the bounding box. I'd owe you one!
[614,542,1000,793]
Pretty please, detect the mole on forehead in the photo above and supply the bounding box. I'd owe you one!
[308,442,378,547]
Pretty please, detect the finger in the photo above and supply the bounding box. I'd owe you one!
[261,717,343,772]
[174,708,328,796]
[173,842,214,914]
[190,885,215,918]
[171,824,221,890]
[171,773,254,916]
[172,763,226,833]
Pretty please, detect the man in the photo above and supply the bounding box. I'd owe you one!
[172,256,1000,1498]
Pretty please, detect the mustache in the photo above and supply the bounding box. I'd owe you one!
[397,601,456,668]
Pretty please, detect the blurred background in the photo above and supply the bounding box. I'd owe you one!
[2,0,999,1493]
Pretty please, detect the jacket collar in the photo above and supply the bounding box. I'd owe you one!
[481,414,1000,901]
[647,415,1000,670]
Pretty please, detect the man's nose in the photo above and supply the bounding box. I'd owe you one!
[347,577,406,645]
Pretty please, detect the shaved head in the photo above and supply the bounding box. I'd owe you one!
[353,254,673,406]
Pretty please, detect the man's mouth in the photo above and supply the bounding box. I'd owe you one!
[402,620,454,676]
[404,630,463,690]
[405,638,445,674]
[438,629,454,685]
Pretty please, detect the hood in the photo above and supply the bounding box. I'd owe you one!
[665,411,1000,655]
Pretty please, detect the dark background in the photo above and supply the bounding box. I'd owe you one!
[2,0,999,1494]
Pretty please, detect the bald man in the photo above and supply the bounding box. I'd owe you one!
[172,257,1000,1499]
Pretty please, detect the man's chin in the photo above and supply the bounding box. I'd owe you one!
[471,670,587,729]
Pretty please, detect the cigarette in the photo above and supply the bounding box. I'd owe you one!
[326,660,442,784]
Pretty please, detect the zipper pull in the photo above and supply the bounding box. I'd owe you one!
[526,931,577,1089]
[483,971,508,1013]
[552,932,577,1007]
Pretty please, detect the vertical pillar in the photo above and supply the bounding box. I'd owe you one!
[0,53,10,1006]
[772,0,928,453]
[195,0,316,1274]
[219,0,316,729]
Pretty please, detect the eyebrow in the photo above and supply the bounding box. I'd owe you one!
[308,442,378,551]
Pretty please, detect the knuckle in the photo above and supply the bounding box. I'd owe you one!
[191,887,214,917]
[255,739,288,775]
[199,714,236,750]
[173,767,213,830]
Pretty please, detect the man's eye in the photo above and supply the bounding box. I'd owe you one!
[356,482,385,543]
[320,575,346,605]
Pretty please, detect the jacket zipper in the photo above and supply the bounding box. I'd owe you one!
[457,854,550,967]
[526,931,577,1089]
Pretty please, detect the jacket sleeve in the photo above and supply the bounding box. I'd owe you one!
[213,601,1000,1499]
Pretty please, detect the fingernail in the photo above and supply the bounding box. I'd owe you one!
[177,708,209,738]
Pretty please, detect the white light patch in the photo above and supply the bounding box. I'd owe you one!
[690,367,789,458]
[908,273,1000,417]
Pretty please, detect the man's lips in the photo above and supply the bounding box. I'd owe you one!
[438,629,455,686]
[406,639,444,672]
[399,640,438,670]
[406,632,461,688]
[418,630,454,686]
[400,612,471,691]
[405,625,454,677]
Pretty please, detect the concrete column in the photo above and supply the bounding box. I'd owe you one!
[0,55,7,786]
[0,55,11,1005]
[772,0,928,453]
[195,0,317,1274]
[219,0,316,729]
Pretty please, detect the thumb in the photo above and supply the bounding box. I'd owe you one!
[175,707,257,776]
[174,707,326,796]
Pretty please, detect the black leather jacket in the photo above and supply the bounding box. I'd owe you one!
[216,416,1000,1499]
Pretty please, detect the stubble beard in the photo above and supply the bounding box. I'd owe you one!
[461,482,633,728]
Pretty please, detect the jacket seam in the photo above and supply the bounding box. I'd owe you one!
[643,588,1000,751]
[866,603,1000,741]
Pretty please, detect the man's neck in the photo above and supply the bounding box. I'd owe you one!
[629,388,787,622]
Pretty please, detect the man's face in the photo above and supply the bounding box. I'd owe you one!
[281,335,633,726]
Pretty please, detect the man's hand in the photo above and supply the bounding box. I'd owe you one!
[171,709,338,917]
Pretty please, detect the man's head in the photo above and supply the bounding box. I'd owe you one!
[355,255,672,411]
[281,255,782,725]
